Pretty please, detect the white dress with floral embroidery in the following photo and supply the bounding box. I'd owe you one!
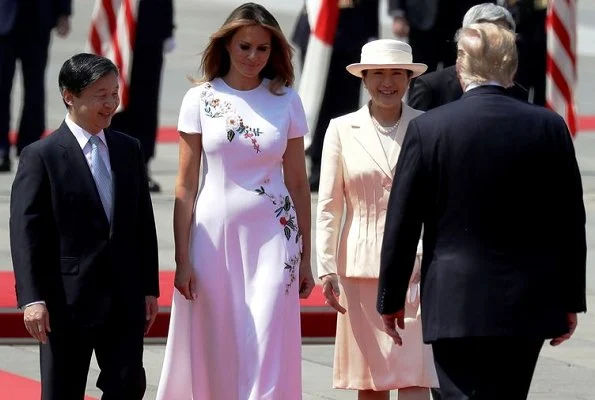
[156,78,307,400]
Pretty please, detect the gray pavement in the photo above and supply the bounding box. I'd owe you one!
[1,0,595,399]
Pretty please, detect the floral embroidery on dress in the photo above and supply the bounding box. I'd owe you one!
[284,254,300,294]
[255,185,302,293]
[200,82,264,153]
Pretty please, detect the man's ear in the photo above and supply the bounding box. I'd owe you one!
[62,89,75,107]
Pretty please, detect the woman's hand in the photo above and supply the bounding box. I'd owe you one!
[174,262,197,300]
[298,258,315,299]
[321,273,346,314]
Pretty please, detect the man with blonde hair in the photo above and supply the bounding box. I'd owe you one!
[378,22,586,400]
[407,2,529,111]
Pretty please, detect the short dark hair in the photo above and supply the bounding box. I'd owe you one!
[58,53,119,108]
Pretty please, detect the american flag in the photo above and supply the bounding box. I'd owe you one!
[298,0,339,149]
[546,0,577,137]
[87,0,137,110]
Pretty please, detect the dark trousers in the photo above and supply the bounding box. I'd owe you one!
[307,49,361,186]
[0,5,51,155]
[516,9,547,106]
[431,337,543,400]
[110,43,164,163]
[40,309,146,400]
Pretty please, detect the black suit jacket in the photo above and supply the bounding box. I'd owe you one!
[377,86,586,342]
[388,0,485,31]
[388,0,440,30]
[10,123,159,326]
[0,0,71,35]
[292,1,379,58]
[408,65,531,111]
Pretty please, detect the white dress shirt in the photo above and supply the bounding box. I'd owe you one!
[23,116,112,309]
[65,115,112,177]
[465,81,505,92]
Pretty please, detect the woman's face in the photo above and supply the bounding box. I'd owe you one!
[363,68,411,110]
[226,25,272,83]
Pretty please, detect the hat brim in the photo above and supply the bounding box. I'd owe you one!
[345,63,428,78]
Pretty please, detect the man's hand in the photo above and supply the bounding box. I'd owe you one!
[392,16,410,38]
[321,274,346,314]
[23,303,51,344]
[144,296,158,335]
[163,37,176,54]
[381,309,405,346]
[55,16,71,38]
[550,313,578,346]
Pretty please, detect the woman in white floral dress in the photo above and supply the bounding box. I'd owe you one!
[155,3,315,399]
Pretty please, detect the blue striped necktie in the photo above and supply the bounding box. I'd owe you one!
[89,135,112,222]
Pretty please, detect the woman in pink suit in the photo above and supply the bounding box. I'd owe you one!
[316,39,438,400]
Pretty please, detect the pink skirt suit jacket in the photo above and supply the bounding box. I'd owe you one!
[316,103,439,390]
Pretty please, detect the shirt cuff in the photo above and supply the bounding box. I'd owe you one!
[22,301,46,309]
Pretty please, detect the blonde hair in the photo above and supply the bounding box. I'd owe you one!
[456,22,518,89]
[198,3,294,95]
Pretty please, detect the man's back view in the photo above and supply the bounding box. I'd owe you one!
[377,22,586,399]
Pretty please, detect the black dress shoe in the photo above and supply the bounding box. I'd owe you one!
[0,156,10,172]
[147,176,161,193]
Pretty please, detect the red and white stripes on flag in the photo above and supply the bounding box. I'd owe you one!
[546,0,577,137]
[87,0,137,110]
[298,0,339,149]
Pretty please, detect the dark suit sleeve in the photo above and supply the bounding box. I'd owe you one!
[163,0,175,39]
[54,0,72,17]
[377,121,425,315]
[9,147,55,307]
[136,142,160,297]
[557,123,587,313]
[408,76,433,111]
[387,0,405,15]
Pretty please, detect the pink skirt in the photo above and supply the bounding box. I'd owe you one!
[332,277,439,390]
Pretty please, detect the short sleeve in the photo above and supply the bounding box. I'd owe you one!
[177,86,202,135]
[287,89,308,139]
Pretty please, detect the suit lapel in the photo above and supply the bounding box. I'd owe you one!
[351,105,393,178]
[104,129,125,235]
[57,122,110,228]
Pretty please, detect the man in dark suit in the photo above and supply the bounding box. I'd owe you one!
[293,0,379,191]
[10,53,159,400]
[377,22,585,399]
[407,3,529,111]
[510,0,548,106]
[0,0,71,172]
[389,0,488,72]
[110,0,175,193]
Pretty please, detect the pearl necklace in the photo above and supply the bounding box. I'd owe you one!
[371,115,401,136]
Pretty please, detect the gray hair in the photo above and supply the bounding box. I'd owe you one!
[462,3,516,31]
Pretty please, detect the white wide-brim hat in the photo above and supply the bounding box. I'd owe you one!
[346,39,428,78]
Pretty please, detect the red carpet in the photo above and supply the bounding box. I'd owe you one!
[6,114,595,146]
[0,271,336,339]
[0,370,96,400]
[581,115,595,131]
[145,116,595,141]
